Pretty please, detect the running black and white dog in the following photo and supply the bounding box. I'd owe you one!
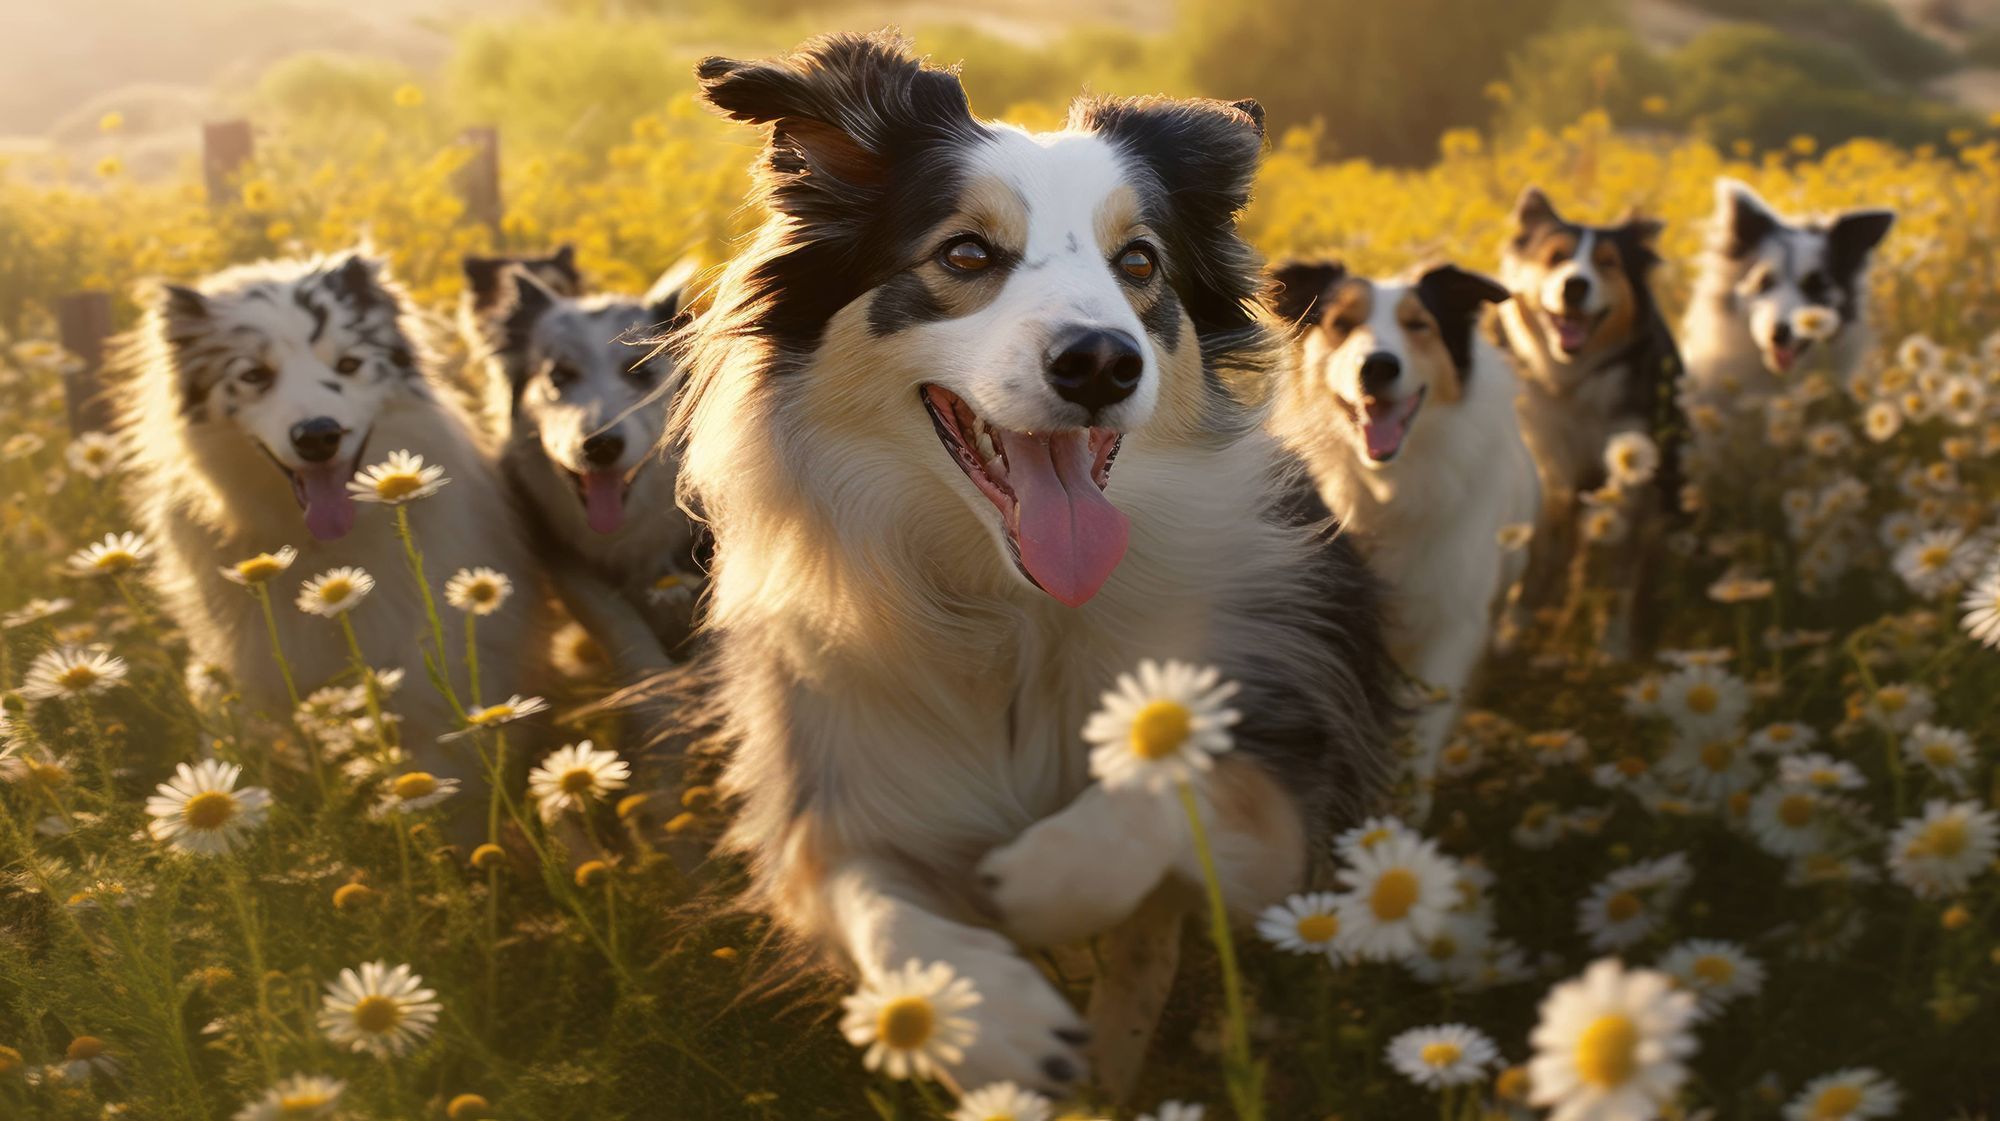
[1494,187,1682,652]
[1269,260,1535,812]
[1681,178,1893,474]
[673,33,1396,1094]
[478,261,702,676]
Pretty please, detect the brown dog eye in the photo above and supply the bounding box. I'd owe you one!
[1118,244,1156,281]
[940,236,992,273]
[241,365,274,388]
[335,355,362,375]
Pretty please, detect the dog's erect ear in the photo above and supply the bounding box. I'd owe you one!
[486,267,558,370]
[325,251,395,312]
[547,244,580,291]
[1511,186,1563,237]
[1415,263,1510,371]
[696,33,974,193]
[1826,208,1894,284]
[1716,178,1778,259]
[1614,213,1666,274]
[161,283,208,325]
[1618,210,1665,249]
[462,256,509,313]
[1268,259,1346,327]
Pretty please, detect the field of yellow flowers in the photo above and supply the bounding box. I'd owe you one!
[1,81,1999,1120]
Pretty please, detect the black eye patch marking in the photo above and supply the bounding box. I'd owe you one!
[1139,287,1183,355]
[322,380,344,394]
[867,272,952,337]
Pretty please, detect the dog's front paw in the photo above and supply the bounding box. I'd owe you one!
[946,937,1092,1095]
[978,785,1177,947]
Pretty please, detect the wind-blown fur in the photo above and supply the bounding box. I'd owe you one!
[477,261,702,677]
[1269,260,1536,814]
[671,32,1396,1094]
[1681,178,1894,479]
[114,251,545,817]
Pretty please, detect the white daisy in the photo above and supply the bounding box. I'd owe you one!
[1576,855,1690,952]
[1655,939,1764,1016]
[1861,682,1933,733]
[1886,799,1999,899]
[1256,891,1346,959]
[1527,959,1698,1121]
[1603,432,1659,488]
[20,646,128,701]
[233,1074,347,1121]
[1385,1023,1499,1089]
[1082,659,1240,794]
[372,771,461,816]
[1656,663,1749,740]
[64,531,150,578]
[1778,753,1865,792]
[1747,722,1818,756]
[951,1082,1050,1121]
[1332,815,1417,862]
[444,567,513,616]
[220,547,299,587]
[1901,723,1975,789]
[1862,399,1902,443]
[1747,784,1831,858]
[1137,1103,1205,1121]
[1659,733,1757,802]
[1403,910,1498,987]
[296,568,375,617]
[317,961,442,1058]
[444,695,550,739]
[65,432,122,479]
[1333,831,1459,961]
[1894,529,1976,597]
[1782,1068,1902,1121]
[1,596,73,630]
[1792,305,1840,342]
[145,759,273,856]
[347,449,449,505]
[839,958,981,1081]
[526,740,631,822]
[1959,563,2000,649]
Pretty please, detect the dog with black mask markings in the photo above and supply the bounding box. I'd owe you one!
[1269,260,1534,815]
[477,260,702,677]
[1495,186,1683,654]
[671,32,1397,1096]
[1682,178,1894,477]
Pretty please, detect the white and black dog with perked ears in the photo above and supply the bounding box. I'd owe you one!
[669,32,1398,1095]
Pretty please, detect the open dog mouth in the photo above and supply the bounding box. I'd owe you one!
[261,430,367,543]
[919,384,1128,608]
[1548,308,1605,356]
[1335,386,1427,463]
[563,462,645,534]
[1769,338,1812,374]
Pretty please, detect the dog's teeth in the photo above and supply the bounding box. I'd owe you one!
[976,430,996,462]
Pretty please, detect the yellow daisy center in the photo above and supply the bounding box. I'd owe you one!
[1616,756,1648,777]
[1419,1040,1463,1067]
[65,1035,104,1061]
[1919,546,1951,571]
[1573,1013,1638,1088]
[1358,827,1392,849]
[653,574,682,591]
[1294,913,1338,943]
[28,761,68,786]
[560,767,598,795]
[1128,700,1192,761]
[1442,743,1472,765]
[182,790,238,831]
[471,704,516,725]
[279,1090,335,1114]
[1810,1084,1864,1119]
[317,579,354,604]
[1699,741,1735,771]
[56,665,102,690]
[1778,793,1816,828]
[875,995,934,1051]
[392,772,440,800]
[235,555,286,582]
[1921,743,1957,765]
[1914,818,1968,859]
[350,995,403,1034]
[93,550,137,571]
[1684,683,1719,715]
[1690,954,1735,986]
[1768,725,1796,743]
[1603,890,1643,923]
[467,582,499,604]
[1876,689,1908,713]
[1369,868,1420,921]
[372,472,426,501]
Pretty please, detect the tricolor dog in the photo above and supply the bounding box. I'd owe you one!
[671,33,1397,1094]
[1269,260,1536,812]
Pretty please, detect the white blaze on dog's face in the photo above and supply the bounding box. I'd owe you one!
[1711,178,1894,376]
[1273,262,1509,467]
[490,270,683,534]
[689,48,1270,608]
[160,253,419,542]
[1500,187,1662,366]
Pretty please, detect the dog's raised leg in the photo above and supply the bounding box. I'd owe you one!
[1086,884,1185,1104]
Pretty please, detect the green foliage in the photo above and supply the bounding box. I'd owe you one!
[1171,0,1565,164]
[1497,25,1672,139]
[443,18,694,157]
[1676,0,1956,83]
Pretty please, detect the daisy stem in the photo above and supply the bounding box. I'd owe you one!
[1842,631,1908,818]
[464,613,482,708]
[1175,778,1263,1121]
[223,860,281,1081]
[393,505,463,716]
[252,584,326,798]
[336,613,396,752]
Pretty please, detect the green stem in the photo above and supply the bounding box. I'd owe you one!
[464,613,482,708]
[224,862,280,1080]
[336,612,396,753]
[394,505,463,717]
[1176,779,1263,1121]
[253,584,325,797]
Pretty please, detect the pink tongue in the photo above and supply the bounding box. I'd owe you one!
[298,465,356,542]
[1556,317,1590,352]
[1363,410,1409,461]
[1004,429,1129,608]
[582,471,625,534]
[1771,344,1798,373]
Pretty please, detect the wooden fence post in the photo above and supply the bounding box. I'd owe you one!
[203,119,254,207]
[56,291,115,434]
[456,126,502,239]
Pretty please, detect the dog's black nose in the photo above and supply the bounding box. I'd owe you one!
[1771,321,1794,348]
[1045,328,1144,413]
[1561,276,1591,311]
[1359,351,1402,397]
[582,431,626,467]
[289,417,344,463]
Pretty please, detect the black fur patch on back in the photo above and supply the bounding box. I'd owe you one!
[1413,263,1508,376]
